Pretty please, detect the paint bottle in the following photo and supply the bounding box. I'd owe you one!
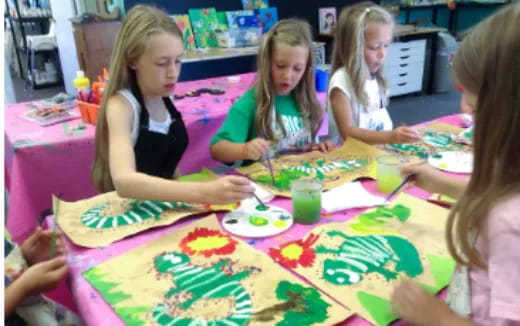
[73,70,90,101]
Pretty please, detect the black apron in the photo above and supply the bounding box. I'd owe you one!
[133,95,188,179]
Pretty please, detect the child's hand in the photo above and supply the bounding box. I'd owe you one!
[391,126,420,143]
[18,256,68,296]
[391,280,455,326]
[206,176,255,204]
[21,227,68,265]
[243,138,270,161]
[311,140,335,152]
[400,162,447,193]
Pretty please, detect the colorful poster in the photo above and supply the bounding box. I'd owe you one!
[188,8,219,48]
[236,137,386,197]
[56,169,236,248]
[242,0,269,10]
[226,10,255,29]
[216,11,229,30]
[172,15,196,51]
[84,215,352,325]
[382,122,471,160]
[255,7,278,33]
[319,8,337,35]
[268,193,456,326]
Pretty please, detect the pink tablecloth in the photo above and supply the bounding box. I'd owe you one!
[59,114,465,326]
[5,73,328,243]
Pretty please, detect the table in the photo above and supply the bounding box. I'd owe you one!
[60,114,466,326]
[4,72,327,243]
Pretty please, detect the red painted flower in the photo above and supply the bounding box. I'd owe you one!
[269,234,319,268]
[179,228,238,257]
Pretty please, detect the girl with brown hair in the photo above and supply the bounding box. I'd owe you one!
[92,5,254,204]
[210,19,333,164]
[392,3,520,325]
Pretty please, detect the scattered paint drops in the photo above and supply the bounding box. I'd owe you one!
[279,214,291,220]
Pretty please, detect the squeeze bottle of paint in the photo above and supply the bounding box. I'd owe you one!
[73,70,90,101]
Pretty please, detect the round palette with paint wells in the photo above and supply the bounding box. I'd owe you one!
[428,151,473,174]
[222,204,293,238]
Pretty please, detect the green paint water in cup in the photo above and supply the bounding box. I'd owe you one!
[291,179,322,224]
[376,154,404,194]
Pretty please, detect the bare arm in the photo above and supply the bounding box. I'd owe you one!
[211,140,247,163]
[4,279,28,317]
[107,95,253,203]
[401,162,468,199]
[330,88,417,145]
[211,138,270,164]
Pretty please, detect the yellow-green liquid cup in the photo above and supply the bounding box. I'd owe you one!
[376,154,404,194]
[291,179,322,224]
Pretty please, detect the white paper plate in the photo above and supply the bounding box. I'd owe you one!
[222,204,293,238]
[428,151,473,174]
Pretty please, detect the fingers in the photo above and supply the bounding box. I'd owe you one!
[25,227,43,244]
[44,256,68,270]
[248,139,270,159]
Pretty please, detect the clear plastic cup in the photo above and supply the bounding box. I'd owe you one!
[376,154,404,194]
[291,179,322,224]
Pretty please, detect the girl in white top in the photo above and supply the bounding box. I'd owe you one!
[327,2,419,145]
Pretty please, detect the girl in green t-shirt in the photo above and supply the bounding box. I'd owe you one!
[211,19,333,164]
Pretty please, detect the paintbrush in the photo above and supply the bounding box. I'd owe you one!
[253,192,268,209]
[259,132,276,185]
[383,174,415,204]
[49,197,59,258]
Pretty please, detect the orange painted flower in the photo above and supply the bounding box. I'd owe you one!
[269,234,320,268]
[179,228,238,257]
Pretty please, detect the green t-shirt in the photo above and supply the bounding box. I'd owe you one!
[211,88,312,156]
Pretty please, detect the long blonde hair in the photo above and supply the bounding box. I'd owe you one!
[448,3,520,268]
[330,2,393,107]
[255,19,323,140]
[91,5,182,192]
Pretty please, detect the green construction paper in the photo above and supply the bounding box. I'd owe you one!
[428,254,456,288]
[83,267,150,325]
[357,291,397,326]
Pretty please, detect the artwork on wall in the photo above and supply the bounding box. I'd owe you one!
[172,15,196,51]
[236,137,386,197]
[267,193,456,326]
[83,215,352,325]
[56,169,237,247]
[188,8,219,48]
[318,8,337,35]
[255,7,278,33]
[382,122,471,160]
[242,0,269,10]
[216,11,229,30]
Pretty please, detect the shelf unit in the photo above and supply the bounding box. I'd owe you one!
[5,0,63,89]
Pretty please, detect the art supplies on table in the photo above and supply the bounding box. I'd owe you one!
[239,181,275,208]
[22,100,80,126]
[237,137,386,197]
[268,193,456,326]
[83,215,351,326]
[382,122,472,160]
[174,88,226,100]
[428,151,474,174]
[322,181,386,213]
[428,193,456,208]
[222,204,293,238]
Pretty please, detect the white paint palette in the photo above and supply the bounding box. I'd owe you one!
[222,204,293,238]
[428,151,473,174]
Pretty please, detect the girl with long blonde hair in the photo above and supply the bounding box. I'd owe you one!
[210,19,333,164]
[92,5,254,203]
[328,1,418,145]
[392,3,520,325]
